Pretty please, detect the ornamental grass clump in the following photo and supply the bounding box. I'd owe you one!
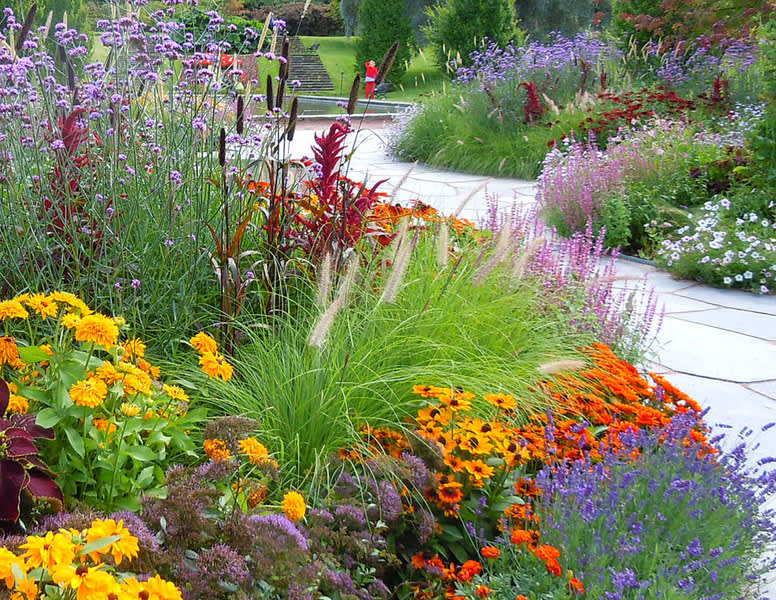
[535,416,776,599]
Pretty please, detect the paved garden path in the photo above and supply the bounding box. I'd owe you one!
[293,118,776,589]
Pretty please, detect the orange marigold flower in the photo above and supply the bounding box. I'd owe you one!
[480,546,501,559]
[93,418,117,434]
[96,362,122,384]
[199,351,234,381]
[70,377,108,408]
[282,491,306,522]
[457,560,482,583]
[7,394,29,414]
[475,585,491,598]
[247,484,269,508]
[546,557,562,576]
[511,528,534,545]
[533,544,561,562]
[517,596,529,600]
[190,332,218,354]
[568,576,585,594]
[75,313,119,348]
[123,337,146,360]
[204,439,231,462]
[238,437,270,464]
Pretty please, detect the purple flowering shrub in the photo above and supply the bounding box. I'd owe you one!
[456,33,622,107]
[482,201,662,360]
[535,414,776,599]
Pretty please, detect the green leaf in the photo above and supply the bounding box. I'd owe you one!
[124,445,157,462]
[35,407,62,428]
[78,534,122,558]
[136,465,156,488]
[64,427,85,458]
[18,346,53,363]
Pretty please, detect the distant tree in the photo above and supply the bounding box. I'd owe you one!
[339,0,360,37]
[355,0,413,82]
[424,0,516,72]
[39,0,90,34]
[405,0,434,46]
[515,0,610,38]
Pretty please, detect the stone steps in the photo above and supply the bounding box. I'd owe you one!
[287,36,334,93]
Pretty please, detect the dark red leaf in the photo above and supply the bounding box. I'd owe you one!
[25,468,64,511]
[0,461,26,522]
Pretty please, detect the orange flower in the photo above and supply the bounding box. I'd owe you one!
[199,351,234,381]
[70,377,108,408]
[475,585,491,598]
[480,546,501,560]
[457,560,482,582]
[483,392,517,411]
[75,313,119,348]
[463,459,495,482]
[203,439,231,462]
[568,576,585,594]
[190,332,218,354]
[511,528,534,545]
[25,293,58,319]
[0,336,20,367]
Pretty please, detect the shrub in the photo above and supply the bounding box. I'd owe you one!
[355,0,414,82]
[423,0,517,72]
[252,3,344,36]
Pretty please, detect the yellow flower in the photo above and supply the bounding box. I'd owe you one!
[0,300,28,320]
[49,291,92,315]
[0,547,27,589]
[162,385,189,402]
[61,313,81,329]
[0,336,20,367]
[282,491,306,522]
[51,564,118,600]
[203,439,231,462]
[20,531,76,569]
[120,402,140,417]
[189,332,218,354]
[70,377,109,408]
[85,519,139,565]
[143,575,183,600]
[10,576,38,600]
[122,337,146,360]
[7,394,29,414]
[93,418,117,434]
[198,351,233,381]
[122,372,152,396]
[96,362,123,384]
[75,313,119,349]
[238,438,269,464]
[24,294,58,319]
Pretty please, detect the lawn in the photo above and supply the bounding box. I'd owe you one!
[300,35,446,101]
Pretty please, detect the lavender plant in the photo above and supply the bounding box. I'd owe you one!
[535,415,776,599]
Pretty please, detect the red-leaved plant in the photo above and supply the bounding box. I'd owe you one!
[297,121,387,268]
[0,379,63,530]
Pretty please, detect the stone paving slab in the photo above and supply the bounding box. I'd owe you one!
[750,380,776,400]
[655,316,776,382]
[675,286,776,316]
[673,308,776,341]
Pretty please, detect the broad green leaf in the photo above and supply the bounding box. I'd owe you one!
[78,534,121,557]
[64,427,85,458]
[124,445,157,462]
[35,408,62,428]
[18,346,53,363]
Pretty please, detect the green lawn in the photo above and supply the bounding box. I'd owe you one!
[300,36,446,102]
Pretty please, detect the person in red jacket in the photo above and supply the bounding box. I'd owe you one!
[364,60,378,99]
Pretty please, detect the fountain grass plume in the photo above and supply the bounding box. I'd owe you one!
[309,258,359,348]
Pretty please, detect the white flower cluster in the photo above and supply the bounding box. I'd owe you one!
[658,198,776,294]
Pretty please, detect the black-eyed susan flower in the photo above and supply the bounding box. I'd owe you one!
[24,293,58,319]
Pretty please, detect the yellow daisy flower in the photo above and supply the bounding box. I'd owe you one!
[75,314,119,349]
[70,377,108,408]
[282,491,306,522]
